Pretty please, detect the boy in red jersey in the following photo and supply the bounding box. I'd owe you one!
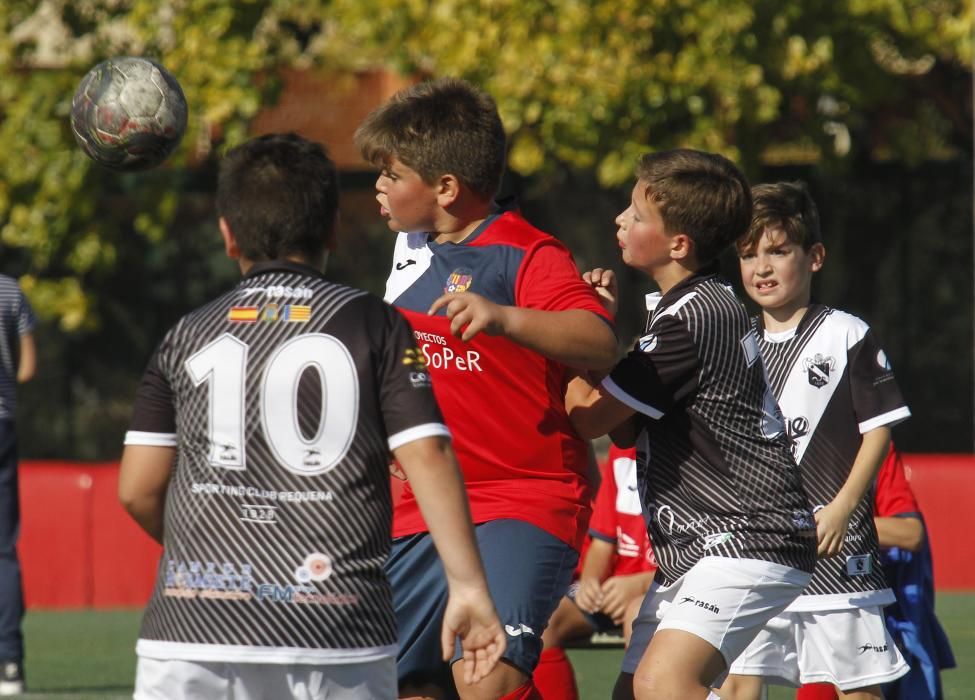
[355,79,617,699]
[535,445,656,700]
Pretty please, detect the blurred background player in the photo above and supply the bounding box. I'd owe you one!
[0,275,35,697]
[798,444,956,700]
[566,150,817,700]
[534,444,656,700]
[355,77,617,700]
[721,181,911,700]
[118,133,505,700]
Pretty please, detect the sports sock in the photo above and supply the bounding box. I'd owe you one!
[796,683,838,700]
[498,678,544,700]
[533,647,579,700]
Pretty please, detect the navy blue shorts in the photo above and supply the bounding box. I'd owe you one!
[386,519,578,691]
[566,581,620,632]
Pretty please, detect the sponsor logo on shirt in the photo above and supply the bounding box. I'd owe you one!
[858,642,889,654]
[294,552,333,583]
[638,333,658,352]
[444,268,473,294]
[846,553,872,576]
[876,349,891,370]
[803,353,835,388]
[163,559,254,600]
[241,285,314,300]
[702,532,733,550]
[678,596,720,614]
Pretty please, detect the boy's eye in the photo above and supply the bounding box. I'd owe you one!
[739,253,755,260]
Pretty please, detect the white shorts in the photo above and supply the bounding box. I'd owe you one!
[133,656,397,700]
[622,557,810,680]
[727,606,909,691]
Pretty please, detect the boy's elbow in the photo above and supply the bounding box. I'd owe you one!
[587,324,619,370]
[904,519,926,553]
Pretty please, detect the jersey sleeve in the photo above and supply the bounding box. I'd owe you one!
[849,328,911,433]
[589,457,619,543]
[125,340,178,447]
[15,289,35,335]
[377,303,450,451]
[514,241,614,324]
[874,447,921,518]
[601,314,699,419]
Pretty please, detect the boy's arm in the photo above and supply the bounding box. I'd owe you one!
[17,333,36,383]
[565,373,636,440]
[875,514,925,552]
[118,445,175,543]
[429,292,617,370]
[575,538,614,613]
[815,425,891,557]
[393,435,505,684]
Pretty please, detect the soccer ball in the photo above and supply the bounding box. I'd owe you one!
[70,56,188,171]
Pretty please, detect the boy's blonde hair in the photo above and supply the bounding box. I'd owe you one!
[737,181,822,254]
[636,149,752,264]
[354,78,506,201]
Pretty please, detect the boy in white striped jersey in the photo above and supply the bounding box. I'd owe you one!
[720,181,911,700]
[566,150,817,700]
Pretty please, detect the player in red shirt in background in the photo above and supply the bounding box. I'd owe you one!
[797,445,955,700]
[534,445,657,699]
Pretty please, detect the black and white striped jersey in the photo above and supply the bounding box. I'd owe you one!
[758,304,910,610]
[0,274,35,419]
[124,261,449,664]
[603,271,817,586]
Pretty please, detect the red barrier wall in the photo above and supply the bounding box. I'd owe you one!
[15,454,975,609]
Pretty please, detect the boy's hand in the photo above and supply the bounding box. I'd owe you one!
[814,501,853,557]
[582,268,619,318]
[429,292,508,342]
[441,587,507,685]
[574,576,604,614]
[599,574,645,624]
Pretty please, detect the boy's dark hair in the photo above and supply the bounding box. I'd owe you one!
[737,181,822,253]
[217,133,339,263]
[354,78,506,201]
[636,149,752,264]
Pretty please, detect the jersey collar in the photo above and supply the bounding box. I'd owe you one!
[243,260,327,280]
[427,214,500,250]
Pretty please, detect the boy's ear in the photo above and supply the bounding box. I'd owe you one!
[670,233,693,261]
[219,217,241,259]
[809,242,826,271]
[435,173,462,207]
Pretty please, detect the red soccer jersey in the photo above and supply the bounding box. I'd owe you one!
[384,213,613,549]
[589,445,656,576]
[874,445,920,519]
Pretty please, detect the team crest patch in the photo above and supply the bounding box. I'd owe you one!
[803,353,835,388]
[444,268,473,294]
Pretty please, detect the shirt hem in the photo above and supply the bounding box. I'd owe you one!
[136,639,397,665]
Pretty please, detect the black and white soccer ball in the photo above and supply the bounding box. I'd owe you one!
[70,56,188,171]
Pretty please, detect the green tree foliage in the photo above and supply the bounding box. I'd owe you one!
[0,0,971,330]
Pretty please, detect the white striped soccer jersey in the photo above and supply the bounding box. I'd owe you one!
[758,304,910,610]
[124,261,449,664]
[603,270,818,587]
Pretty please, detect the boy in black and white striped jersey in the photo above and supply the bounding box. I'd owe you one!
[720,182,910,700]
[566,150,817,700]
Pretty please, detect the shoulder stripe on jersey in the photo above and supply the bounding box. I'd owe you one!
[601,376,664,419]
[859,406,911,433]
[387,422,451,451]
[124,430,177,447]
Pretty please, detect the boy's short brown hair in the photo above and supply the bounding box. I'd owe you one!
[354,78,506,201]
[737,181,822,254]
[636,149,752,264]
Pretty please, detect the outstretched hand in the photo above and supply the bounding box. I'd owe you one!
[429,292,508,342]
[441,588,507,686]
[582,268,619,318]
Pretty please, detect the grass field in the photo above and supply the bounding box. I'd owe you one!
[18,592,974,698]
